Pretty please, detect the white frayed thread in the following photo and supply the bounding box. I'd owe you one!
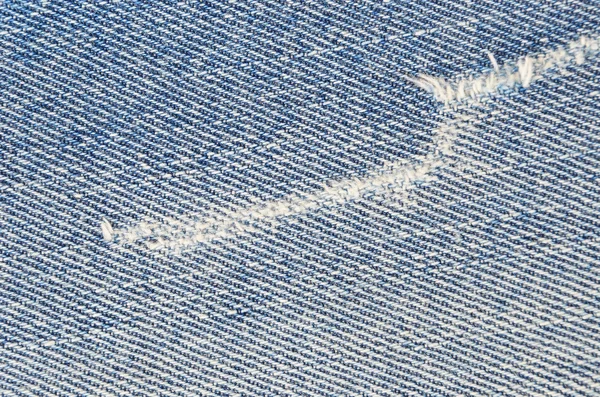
[105,33,598,251]
[114,151,452,251]
[412,34,600,104]
[100,218,114,242]
[113,110,463,251]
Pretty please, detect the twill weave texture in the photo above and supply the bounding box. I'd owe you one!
[1,1,600,396]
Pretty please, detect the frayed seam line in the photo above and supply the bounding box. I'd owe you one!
[103,33,599,250]
[412,34,600,104]
[113,150,453,251]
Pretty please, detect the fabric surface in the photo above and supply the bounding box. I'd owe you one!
[1,0,600,395]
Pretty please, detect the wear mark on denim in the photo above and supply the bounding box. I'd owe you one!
[107,33,599,251]
[413,34,600,104]
[100,219,114,242]
[114,152,451,250]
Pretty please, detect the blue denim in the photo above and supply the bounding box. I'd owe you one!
[1,0,600,395]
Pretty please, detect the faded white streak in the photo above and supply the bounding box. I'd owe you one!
[115,150,452,250]
[109,33,599,250]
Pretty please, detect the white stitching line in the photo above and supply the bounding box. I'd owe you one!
[111,116,461,250]
[108,33,600,251]
[113,154,450,250]
[5,138,598,351]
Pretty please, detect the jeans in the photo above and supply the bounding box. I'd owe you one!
[1,0,600,395]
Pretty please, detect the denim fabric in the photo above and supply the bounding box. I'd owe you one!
[1,0,600,395]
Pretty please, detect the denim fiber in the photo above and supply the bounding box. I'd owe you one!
[1,0,600,395]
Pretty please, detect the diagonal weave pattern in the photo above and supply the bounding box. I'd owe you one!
[1,1,600,395]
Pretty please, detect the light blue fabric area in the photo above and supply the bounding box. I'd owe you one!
[1,1,599,395]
